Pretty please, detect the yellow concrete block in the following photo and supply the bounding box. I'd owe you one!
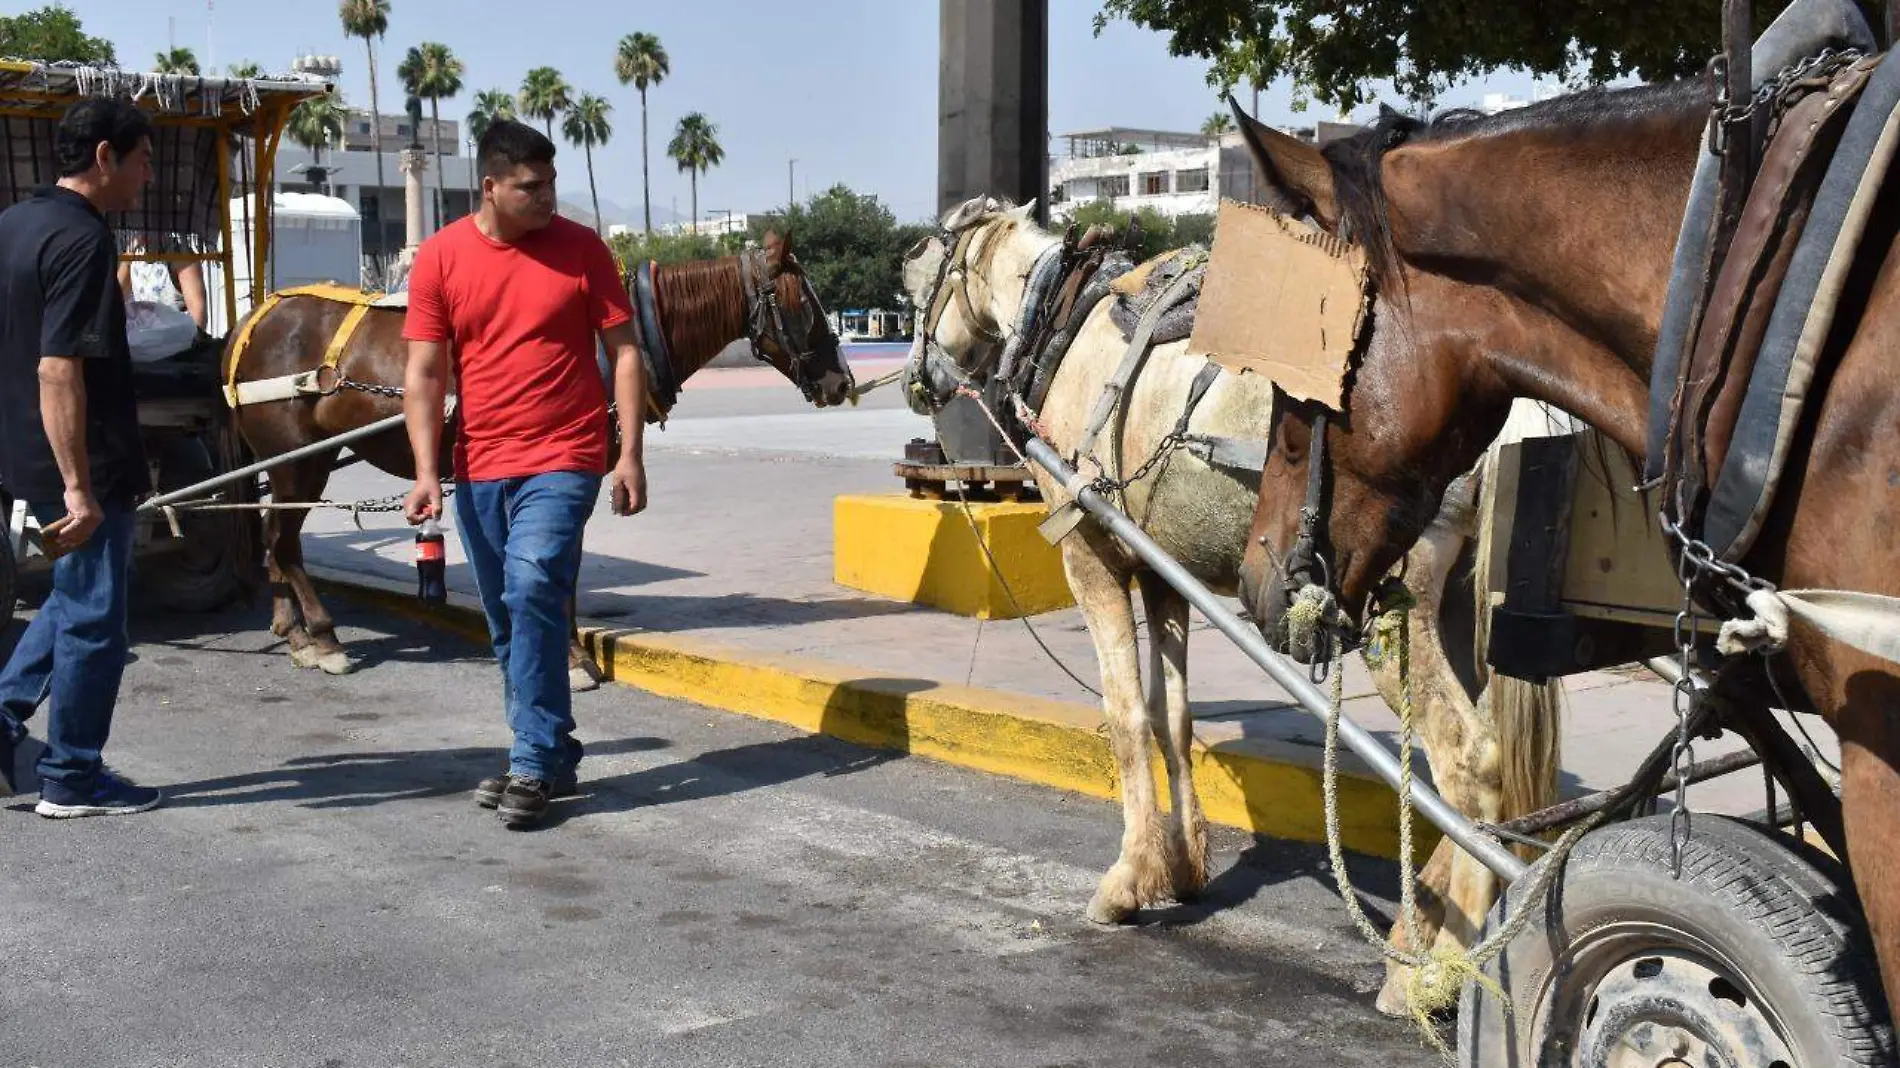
[833,494,1075,619]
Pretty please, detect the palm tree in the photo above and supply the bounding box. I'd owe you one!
[666,112,722,235]
[398,42,466,226]
[517,67,571,140]
[612,32,669,236]
[1201,112,1234,139]
[228,60,264,80]
[288,94,348,178]
[562,94,613,236]
[155,48,200,75]
[338,0,391,264]
[466,89,515,143]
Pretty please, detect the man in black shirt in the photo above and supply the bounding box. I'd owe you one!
[0,97,162,816]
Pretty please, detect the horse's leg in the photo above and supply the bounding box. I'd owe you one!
[1137,573,1207,899]
[272,450,352,675]
[264,468,313,659]
[1066,531,1172,924]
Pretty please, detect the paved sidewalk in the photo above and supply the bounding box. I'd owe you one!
[300,362,1840,818]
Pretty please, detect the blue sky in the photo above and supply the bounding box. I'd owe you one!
[62,0,1547,225]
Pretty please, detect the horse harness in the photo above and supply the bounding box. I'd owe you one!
[223,249,841,423]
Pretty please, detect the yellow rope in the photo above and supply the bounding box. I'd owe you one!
[1309,579,1604,1061]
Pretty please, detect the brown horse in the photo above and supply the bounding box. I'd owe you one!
[1228,71,1900,1059]
[223,232,852,680]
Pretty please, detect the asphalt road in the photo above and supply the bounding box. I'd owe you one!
[0,601,1445,1068]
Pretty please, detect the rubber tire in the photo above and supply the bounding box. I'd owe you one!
[1456,814,1895,1067]
[135,435,244,613]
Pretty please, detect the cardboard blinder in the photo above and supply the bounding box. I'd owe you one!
[1186,199,1371,411]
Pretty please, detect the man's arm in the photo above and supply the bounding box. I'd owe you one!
[37,235,114,552]
[402,338,448,522]
[601,322,647,516]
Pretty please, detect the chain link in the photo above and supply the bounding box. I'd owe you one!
[1709,48,1865,155]
[334,375,408,400]
[1670,539,1699,879]
[1087,431,1187,499]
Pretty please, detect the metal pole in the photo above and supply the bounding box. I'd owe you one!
[138,411,410,512]
[1022,437,1530,883]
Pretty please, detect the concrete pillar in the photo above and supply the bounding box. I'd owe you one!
[400,148,428,260]
[938,0,1048,225]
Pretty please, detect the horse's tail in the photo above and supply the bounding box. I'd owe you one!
[1472,402,1568,839]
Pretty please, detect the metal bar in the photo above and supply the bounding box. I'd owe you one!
[216,123,238,336]
[1491,749,1763,837]
[1022,438,1530,884]
[137,412,409,513]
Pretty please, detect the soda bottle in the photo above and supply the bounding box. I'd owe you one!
[415,515,447,603]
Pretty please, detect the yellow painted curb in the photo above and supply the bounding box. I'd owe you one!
[833,494,1075,619]
[315,569,1435,864]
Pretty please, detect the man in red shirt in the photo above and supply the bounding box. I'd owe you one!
[400,120,646,828]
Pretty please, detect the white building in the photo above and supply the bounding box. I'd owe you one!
[1050,127,1220,220]
[653,211,753,238]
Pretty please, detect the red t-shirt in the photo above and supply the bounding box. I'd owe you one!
[402,215,634,482]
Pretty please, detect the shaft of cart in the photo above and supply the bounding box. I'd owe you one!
[137,412,411,514]
[1022,437,1530,884]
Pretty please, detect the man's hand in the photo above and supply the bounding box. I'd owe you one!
[610,457,646,517]
[42,486,101,558]
[403,480,443,525]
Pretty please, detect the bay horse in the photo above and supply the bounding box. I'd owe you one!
[1230,68,1900,1059]
[223,231,852,682]
[901,197,1563,1014]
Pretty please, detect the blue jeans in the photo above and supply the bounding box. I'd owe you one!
[454,471,599,782]
[0,500,136,789]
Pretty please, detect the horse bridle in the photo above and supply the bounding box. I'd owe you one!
[917,223,1007,354]
[738,247,851,403]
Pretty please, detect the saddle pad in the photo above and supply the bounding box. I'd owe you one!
[1108,247,1204,347]
[1704,48,1900,559]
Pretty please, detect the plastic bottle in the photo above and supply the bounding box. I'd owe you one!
[415,515,446,603]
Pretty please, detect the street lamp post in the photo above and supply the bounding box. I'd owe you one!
[788,159,797,212]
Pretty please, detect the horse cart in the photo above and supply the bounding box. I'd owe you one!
[0,61,334,627]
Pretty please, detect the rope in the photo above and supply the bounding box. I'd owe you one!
[1304,580,1605,1060]
[847,367,906,403]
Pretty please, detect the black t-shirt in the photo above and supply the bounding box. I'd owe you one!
[0,185,148,506]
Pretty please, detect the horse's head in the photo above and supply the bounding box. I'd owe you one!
[752,228,855,408]
[1228,87,1700,657]
[899,195,1040,411]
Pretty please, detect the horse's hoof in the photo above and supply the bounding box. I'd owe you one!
[1374,972,1413,1019]
[569,666,601,693]
[316,652,353,676]
[289,646,321,670]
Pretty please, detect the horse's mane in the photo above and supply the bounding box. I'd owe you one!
[653,256,750,369]
[1323,77,1713,286]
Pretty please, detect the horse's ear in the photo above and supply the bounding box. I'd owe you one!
[1228,94,1340,231]
[777,229,797,261]
[940,195,996,232]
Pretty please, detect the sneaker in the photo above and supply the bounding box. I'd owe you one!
[475,770,576,810]
[36,770,163,818]
[497,777,555,828]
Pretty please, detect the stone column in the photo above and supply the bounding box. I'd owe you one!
[400,148,429,262]
[932,0,1049,465]
[938,0,1048,225]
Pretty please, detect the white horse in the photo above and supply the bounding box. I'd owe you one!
[902,196,1565,1014]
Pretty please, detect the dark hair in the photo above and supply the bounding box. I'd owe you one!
[477,119,555,179]
[56,97,155,177]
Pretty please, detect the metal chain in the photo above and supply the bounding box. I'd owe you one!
[1670,542,1700,879]
[1709,47,1865,154]
[335,375,408,399]
[1087,430,1187,499]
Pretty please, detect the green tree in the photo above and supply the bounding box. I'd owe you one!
[517,66,571,139]
[1065,199,1179,264]
[666,112,723,237]
[228,60,264,79]
[612,31,670,237]
[398,41,466,227]
[751,185,928,313]
[1095,0,1834,114]
[0,7,116,65]
[288,94,348,177]
[1200,112,1233,138]
[155,47,199,75]
[465,88,515,143]
[562,93,613,236]
[606,228,742,271]
[339,0,392,262]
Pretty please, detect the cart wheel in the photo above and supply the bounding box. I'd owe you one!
[136,435,243,613]
[1457,814,1894,1067]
